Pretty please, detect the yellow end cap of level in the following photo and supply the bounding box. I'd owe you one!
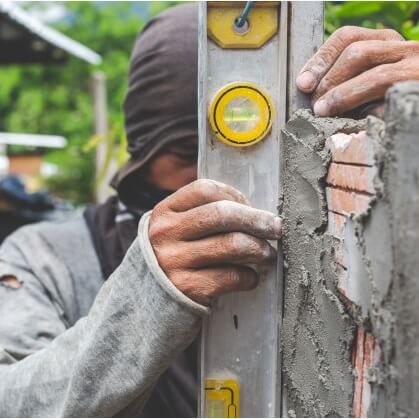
[209,82,274,148]
[205,378,240,418]
[207,5,278,49]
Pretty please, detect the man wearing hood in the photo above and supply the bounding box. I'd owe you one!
[0,5,280,417]
[0,3,418,417]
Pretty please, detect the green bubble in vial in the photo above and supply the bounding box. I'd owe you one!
[205,399,226,418]
[223,96,261,133]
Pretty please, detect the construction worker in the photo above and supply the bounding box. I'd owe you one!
[1,3,418,417]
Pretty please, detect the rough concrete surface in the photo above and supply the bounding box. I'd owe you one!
[280,110,366,417]
[381,81,419,417]
[281,83,419,418]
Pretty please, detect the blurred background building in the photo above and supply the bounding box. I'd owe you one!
[0,0,101,241]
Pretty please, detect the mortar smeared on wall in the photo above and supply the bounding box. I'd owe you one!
[281,85,419,418]
[280,109,384,417]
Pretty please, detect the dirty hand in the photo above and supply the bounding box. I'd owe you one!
[296,26,419,117]
[148,179,282,305]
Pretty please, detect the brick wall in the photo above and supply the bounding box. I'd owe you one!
[280,81,419,417]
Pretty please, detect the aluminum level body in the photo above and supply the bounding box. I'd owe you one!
[197,2,323,417]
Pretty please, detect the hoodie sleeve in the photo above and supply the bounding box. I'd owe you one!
[0,212,209,417]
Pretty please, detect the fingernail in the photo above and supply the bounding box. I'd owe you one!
[314,99,329,117]
[296,71,316,91]
[274,216,282,237]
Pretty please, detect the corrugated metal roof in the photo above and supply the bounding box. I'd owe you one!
[0,1,101,65]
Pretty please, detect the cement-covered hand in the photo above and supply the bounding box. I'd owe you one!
[297,26,419,117]
[148,179,282,305]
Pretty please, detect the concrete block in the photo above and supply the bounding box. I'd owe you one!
[383,81,419,416]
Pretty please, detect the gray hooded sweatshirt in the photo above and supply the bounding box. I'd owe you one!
[0,212,209,417]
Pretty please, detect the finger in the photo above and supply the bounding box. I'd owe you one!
[312,40,411,103]
[178,200,282,240]
[159,179,250,213]
[313,61,412,117]
[296,26,404,93]
[163,233,276,269]
[173,266,258,305]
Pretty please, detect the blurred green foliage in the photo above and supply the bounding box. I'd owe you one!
[1,1,418,205]
[0,2,174,204]
[326,1,419,39]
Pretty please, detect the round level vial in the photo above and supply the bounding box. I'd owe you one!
[209,82,274,147]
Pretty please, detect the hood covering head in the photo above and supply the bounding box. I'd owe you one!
[111,3,198,202]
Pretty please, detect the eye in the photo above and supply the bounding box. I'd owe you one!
[169,146,198,161]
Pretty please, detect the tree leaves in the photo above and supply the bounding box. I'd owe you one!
[326,1,419,40]
[0,2,175,205]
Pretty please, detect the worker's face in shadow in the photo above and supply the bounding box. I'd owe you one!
[145,139,198,192]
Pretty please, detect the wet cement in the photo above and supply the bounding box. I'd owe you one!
[281,84,419,417]
[280,110,366,417]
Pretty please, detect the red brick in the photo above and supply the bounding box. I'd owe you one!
[327,163,376,194]
[352,327,365,418]
[326,187,373,216]
[352,328,381,418]
[326,131,375,166]
[328,210,347,240]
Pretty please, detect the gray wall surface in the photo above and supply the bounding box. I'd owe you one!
[280,82,419,417]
